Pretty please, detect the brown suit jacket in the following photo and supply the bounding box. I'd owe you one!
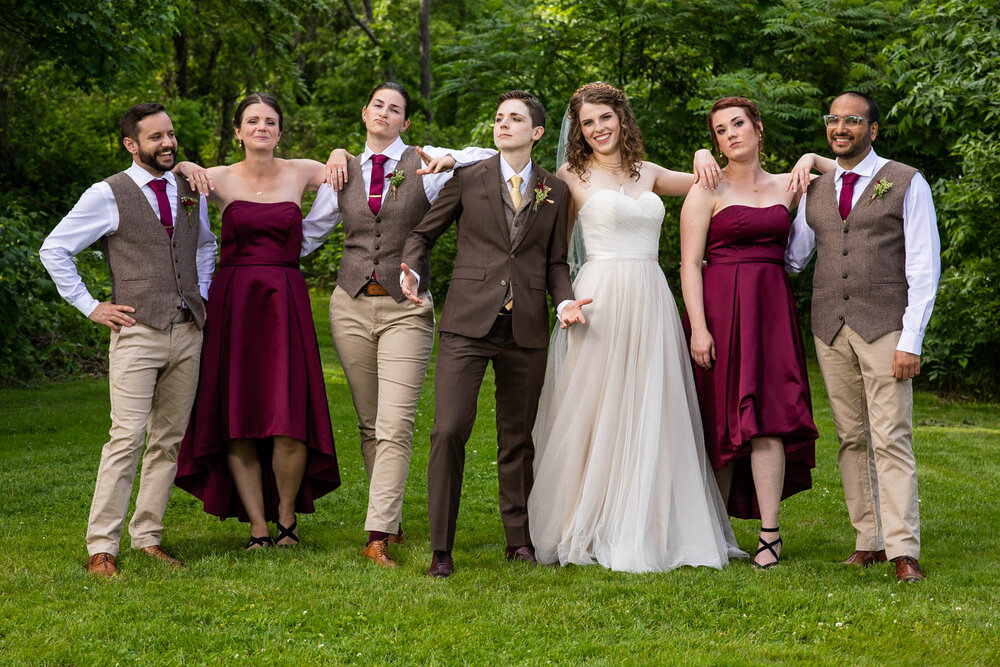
[402,155,574,348]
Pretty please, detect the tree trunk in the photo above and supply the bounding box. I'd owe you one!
[419,0,432,121]
[173,30,188,98]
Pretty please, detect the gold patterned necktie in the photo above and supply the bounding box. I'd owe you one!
[509,175,523,209]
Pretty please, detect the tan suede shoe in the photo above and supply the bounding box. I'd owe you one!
[362,540,397,568]
[87,552,117,578]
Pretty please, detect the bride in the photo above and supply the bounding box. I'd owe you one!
[527,82,744,572]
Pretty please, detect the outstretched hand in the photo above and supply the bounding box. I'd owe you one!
[559,298,593,329]
[415,146,457,175]
[325,148,353,190]
[400,263,423,306]
[89,302,136,332]
[692,149,724,190]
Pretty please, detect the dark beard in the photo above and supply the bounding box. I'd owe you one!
[139,146,176,173]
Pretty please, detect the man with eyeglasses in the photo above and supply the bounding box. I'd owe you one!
[786,91,940,582]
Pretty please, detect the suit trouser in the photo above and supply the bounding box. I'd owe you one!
[427,315,547,552]
[87,321,202,556]
[329,286,435,534]
[815,325,919,560]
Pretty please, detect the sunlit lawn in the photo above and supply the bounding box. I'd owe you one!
[0,293,997,664]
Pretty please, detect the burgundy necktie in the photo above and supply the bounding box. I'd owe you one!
[369,154,389,215]
[839,172,860,221]
[148,179,173,238]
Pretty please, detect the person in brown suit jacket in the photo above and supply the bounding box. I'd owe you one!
[400,90,592,577]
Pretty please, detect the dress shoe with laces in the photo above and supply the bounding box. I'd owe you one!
[892,555,925,582]
[387,528,405,544]
[504,545,537,563]
[426,551,454,578]
[844,549,888,567]
[87,552,117,578]
[362,539,397,568]
[139,545,184,567]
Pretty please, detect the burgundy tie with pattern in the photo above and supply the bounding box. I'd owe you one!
[369,154,389,215]
[148,179,173,238]
[839,172,860,221]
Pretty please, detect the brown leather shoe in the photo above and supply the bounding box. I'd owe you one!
[387,528,406,544]
[140,545,184,567]
[892,555,925,582]
[844,549,888,567]
[87,552,117,578]
[505,545,537,563]
[426,551,453,578]
[362,539,397,568]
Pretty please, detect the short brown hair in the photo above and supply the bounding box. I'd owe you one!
[234,92,283,131]
[119,103,166,141]
[707,97,762,154]
[496,90,547,129]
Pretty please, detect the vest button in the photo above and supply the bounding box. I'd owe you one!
[510,253,515,259]
[374,244,380,250]
[500,279,507,286]
[843,294,850,300]
[842,249,849,256]
[839,315,845,321]
[375,232,381,237]
[373,259,379,265]
[375,218,381,224]
[842,272,848,279]
[843,226,849,233]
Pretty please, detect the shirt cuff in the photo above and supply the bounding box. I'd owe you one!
[896,330,923,356]
[555,299,572,320]
[401,269,421,286]
[76,295,101,319]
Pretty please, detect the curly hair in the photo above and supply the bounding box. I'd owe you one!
[707,97,763,158]
[565,82,644,182]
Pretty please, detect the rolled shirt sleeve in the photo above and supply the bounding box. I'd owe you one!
[897,172,941,355]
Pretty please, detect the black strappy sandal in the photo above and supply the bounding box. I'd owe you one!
[754,526,782,569]
[275,519,299,547]
[245,535,274,550]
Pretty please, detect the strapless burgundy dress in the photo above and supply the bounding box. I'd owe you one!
[176,200,340,521]
[685,204,817,519]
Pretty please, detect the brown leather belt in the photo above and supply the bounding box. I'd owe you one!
[363,281,390,296]
[171,308,193,324]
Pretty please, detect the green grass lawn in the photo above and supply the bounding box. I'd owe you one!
[1,293,998,665]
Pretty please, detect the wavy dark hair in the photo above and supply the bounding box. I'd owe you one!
[707,96,763,158]
[565,82,644,182]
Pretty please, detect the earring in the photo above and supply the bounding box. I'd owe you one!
[757,133,765,158]
[239,139,244,150]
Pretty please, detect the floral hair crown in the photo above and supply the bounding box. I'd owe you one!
[572,81,624,100]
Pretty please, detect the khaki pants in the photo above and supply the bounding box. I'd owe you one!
[329,286,434,533]
[815,325,919,560]
[87,322,202,556]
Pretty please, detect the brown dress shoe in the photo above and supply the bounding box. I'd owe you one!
[387,528,406,544]
[844,549,888,567]
[505,545,537,563]
[140,545,184,567]
[427,551,454,578]
[87,552,117,578]
[892,555,925,582]
[362,540,397,568]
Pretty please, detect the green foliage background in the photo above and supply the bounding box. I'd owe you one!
[1,0,997,395]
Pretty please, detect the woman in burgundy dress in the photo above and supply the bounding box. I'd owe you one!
[176,93,340,549]
[680,97,832,567]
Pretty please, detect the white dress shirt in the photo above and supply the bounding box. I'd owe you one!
[499,155,532,201]
[39,161,217,318]
[786,149,941,355]
[300,136,496,256]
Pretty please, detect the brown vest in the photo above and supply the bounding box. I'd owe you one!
[337,147,432,302]
[102,172,207,330]
[806,160,917,345]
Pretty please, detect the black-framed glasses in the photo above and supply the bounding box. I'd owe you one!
[823,114,869,127]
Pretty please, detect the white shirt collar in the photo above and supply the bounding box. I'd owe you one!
[835,147,880,181]
[361,136,407,164]
[127,160,176,188]
[499,155,533,186]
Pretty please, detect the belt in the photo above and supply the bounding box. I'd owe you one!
[171,308,194,324]
[362,280,390,296]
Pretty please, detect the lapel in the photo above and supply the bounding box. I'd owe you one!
[481,155,510,246]
[513,167,548,251]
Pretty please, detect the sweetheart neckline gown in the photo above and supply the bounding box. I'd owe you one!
[685,203,817,519]
[527,189,745,573]
[175,200,340,522]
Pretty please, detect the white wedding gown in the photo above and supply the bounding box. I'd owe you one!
[528,189,745,573]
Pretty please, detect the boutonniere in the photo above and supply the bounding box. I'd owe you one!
[386,170,405,200]
[532,180,554,211]
[180,196,198,227]
[866,179,893,206]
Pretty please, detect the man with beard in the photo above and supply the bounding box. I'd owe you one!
[786,91,940,582]
[40,103,216,577]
